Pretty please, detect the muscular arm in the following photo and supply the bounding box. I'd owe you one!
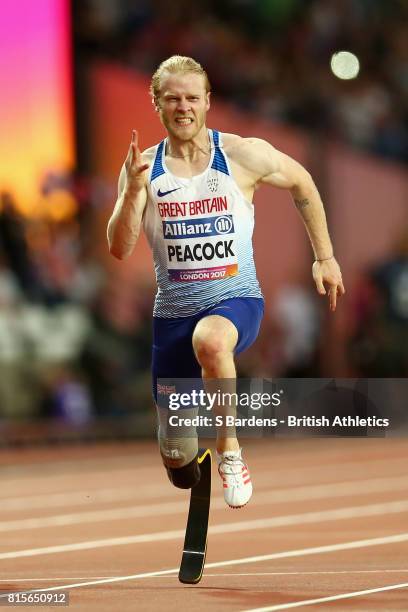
[236,138,345,310]
[107,131,149,260]
[248,139,332,260]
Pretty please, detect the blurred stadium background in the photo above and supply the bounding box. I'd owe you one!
[0,0,407,444]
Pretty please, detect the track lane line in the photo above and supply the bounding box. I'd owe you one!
[241,582,408,611]
[1,533,408,598]
[1,475,408,530]
[2,570,408,581]
[0,500,408,560]
[1,455,407,490]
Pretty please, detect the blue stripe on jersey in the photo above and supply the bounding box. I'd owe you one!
[211,130,229,175]
[211,149,229,175]
[151,141,165,181]
[212,130,220,146]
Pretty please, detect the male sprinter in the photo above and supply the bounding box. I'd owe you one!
[107,56,344,508]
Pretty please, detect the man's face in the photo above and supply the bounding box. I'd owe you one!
[155,72,210,140]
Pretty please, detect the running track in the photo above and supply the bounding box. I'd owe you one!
[0,438,407,610]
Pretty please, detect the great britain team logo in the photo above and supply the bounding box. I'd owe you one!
[206,175,218,193]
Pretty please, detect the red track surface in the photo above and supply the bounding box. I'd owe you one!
[0,438,407,611]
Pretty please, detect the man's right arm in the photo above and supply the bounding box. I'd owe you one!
[107,130,150,260]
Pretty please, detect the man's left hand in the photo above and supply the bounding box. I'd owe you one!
[312,257,345,312]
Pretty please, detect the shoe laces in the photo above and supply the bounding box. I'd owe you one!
[218,454,246,485]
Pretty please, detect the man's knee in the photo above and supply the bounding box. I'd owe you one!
[192,316,238,366]
[193,335,225,365]
[159,432,200,489]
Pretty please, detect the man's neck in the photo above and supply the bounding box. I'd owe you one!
[166,126,211,160]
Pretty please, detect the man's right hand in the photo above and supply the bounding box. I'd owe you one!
[107,130,149,259]
[124,130,150,193]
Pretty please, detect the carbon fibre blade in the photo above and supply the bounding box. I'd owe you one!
[179,448,211,584]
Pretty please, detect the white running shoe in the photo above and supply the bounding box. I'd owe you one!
[216,448,252,508]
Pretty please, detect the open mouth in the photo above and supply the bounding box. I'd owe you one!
[175,118,194,126]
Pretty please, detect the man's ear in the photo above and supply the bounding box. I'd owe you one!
[152,97,160,112]
[206,91,211,111]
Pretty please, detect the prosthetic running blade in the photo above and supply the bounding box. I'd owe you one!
[179,448,212,584]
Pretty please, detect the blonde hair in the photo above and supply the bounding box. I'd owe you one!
[150,55,211,100]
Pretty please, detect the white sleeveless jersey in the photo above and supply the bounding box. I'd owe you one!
[143,129,263,317]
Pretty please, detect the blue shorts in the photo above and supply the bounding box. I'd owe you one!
[152,297,264,401]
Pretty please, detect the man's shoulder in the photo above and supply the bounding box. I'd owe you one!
[221,132,255,148]
[221,133,268,158]
[220,132,243,148]
[221,133,272,175]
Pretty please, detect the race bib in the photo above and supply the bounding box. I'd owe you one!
[163,214,238,282]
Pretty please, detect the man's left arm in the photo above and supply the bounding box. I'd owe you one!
[248,138,345,311]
